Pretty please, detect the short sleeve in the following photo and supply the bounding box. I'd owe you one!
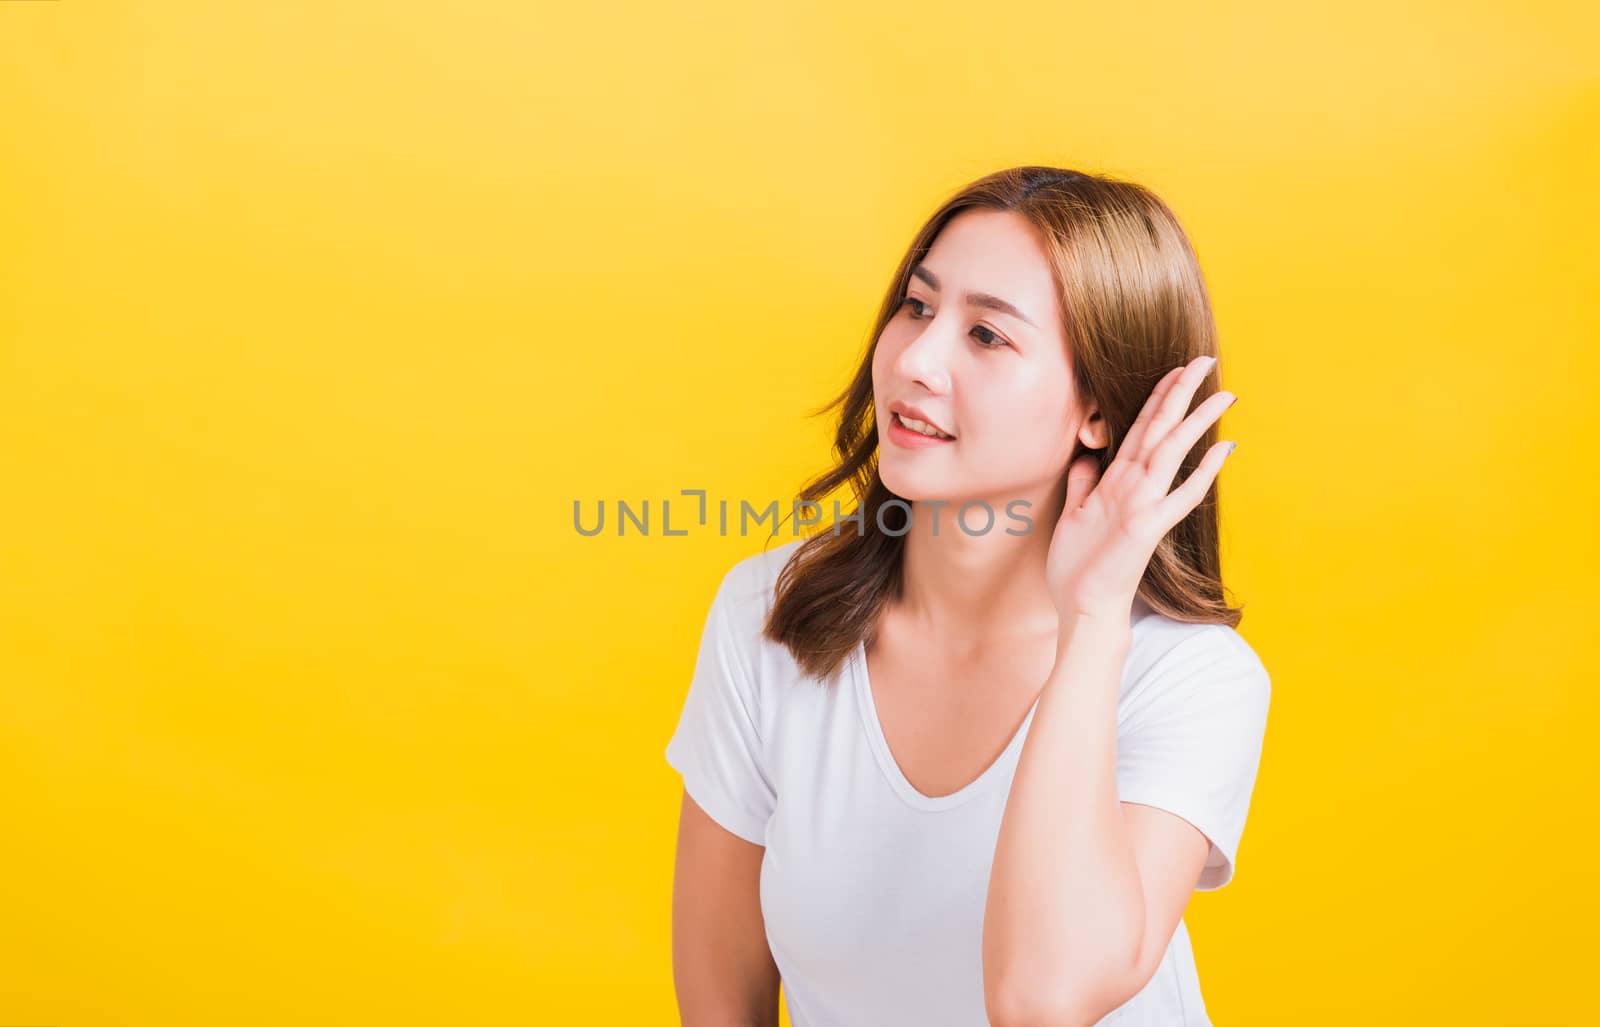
[1116,626,1272,891]
[664,568,777,846]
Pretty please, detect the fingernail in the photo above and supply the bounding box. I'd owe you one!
[1225,441,1238,456]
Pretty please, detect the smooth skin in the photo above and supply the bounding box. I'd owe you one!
[671,790,779,1026]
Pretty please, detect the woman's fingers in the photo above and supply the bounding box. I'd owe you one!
[1062,451,1103,514]
[1146,388,1237,495]
[1117,364,1185,460]
[1158,438,1235,527]
[1123,355,1216,465]
[1134,354,1217,466]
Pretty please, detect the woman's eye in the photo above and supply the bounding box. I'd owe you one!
[899,297,1009,350]
[901,296,930,319]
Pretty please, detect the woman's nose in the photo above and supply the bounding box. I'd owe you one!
[894,324,953,393]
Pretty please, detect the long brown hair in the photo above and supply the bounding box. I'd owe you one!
[762,165,1242,683]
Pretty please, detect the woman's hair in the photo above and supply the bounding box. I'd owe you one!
[762,165,1242,683]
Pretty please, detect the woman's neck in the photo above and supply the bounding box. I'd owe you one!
[894,495,1063,651]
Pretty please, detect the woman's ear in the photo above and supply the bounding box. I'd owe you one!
[1078,407,1109,451]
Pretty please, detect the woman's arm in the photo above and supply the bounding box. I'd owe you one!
[982,615,1212,1027]
[984,355,1237,1025]
[671,788,781,1027]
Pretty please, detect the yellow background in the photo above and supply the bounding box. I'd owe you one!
[2,1,1595,1023]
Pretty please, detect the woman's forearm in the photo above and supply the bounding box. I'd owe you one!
[982,612,1141,1025]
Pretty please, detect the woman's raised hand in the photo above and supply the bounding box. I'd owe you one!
[1044,354,1238,625]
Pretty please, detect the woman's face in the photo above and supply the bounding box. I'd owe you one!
[872,208,1100,514]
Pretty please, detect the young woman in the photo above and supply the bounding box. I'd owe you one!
[666,165,1272,1026]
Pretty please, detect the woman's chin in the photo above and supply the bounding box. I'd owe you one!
[878,466,935,501]
[880,474,964,506]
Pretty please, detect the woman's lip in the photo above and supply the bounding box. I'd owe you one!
[890,405,953,437]
[887,412,956,448]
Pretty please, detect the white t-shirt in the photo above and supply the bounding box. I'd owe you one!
[665,538,1271,1026]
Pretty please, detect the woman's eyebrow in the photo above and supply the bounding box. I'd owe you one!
[910,264,1039,329]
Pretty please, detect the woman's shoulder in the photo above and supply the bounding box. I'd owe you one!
[1126,603,1271,701]
[701,538,809,675]
[712,537,806,615]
